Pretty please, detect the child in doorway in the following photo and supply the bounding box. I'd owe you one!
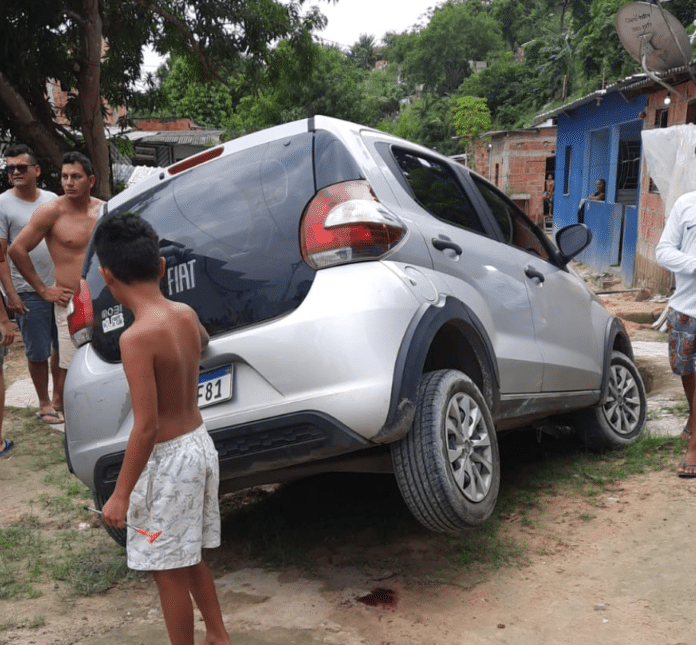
[97,212,231,645]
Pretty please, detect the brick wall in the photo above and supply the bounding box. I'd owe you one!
[134,118,201,131]
[472,127,556,225]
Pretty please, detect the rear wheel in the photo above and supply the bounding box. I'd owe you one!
[93,493,127,547]
[573,350,646,450]
[391,369,500,533]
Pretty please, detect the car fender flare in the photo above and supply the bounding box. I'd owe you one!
[372,296,500,444]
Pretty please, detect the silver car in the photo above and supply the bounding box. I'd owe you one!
[64,116,646,544]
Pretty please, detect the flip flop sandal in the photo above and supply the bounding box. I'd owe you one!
[36,411,63,425]
[0,439,14,458]
[677,460,696,478]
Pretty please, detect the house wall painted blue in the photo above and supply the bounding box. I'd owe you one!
[552,91,647,285]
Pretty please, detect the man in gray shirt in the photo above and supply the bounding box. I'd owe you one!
[0,144,62,424]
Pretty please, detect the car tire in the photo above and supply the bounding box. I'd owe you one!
[391,369,500,533]
[573,350,647,451]
[93,493,127,547]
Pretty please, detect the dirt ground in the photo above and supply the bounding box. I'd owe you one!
[2,283,696,645]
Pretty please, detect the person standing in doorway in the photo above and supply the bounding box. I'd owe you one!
[9,151,102,413]
[0,144,62,424]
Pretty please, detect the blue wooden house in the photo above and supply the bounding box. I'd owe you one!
[537,79,648,286]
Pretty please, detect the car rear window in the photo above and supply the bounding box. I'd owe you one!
[85,132,320,363]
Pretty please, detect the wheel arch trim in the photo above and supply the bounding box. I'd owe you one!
[373,296,500,443]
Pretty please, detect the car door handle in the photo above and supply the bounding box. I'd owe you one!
[432,238,463,255]
[524,265,545,283]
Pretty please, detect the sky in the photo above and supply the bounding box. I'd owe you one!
[313,0,438,49]
[141,0,438,74]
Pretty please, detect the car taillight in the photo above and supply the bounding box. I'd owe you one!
[67,278,93,347]
[300,180,407,269]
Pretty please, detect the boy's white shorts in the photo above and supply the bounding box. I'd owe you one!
[127,423,221,571]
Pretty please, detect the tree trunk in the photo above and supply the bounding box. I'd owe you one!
[0,72,67,170]
[76,0,111,200]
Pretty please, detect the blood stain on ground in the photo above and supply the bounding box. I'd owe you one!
[357,588,398,608]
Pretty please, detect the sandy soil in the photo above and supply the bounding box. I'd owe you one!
[2,291,694,645]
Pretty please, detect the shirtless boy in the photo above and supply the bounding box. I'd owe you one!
[9,151,102,411]
[96,213,231,645]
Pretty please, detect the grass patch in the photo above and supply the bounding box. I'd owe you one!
[50,538,135,596]
[660,402,689,416]
[447,516,528,569]
[0,409,138,603]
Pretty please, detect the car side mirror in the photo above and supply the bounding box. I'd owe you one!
[555,223,592,266]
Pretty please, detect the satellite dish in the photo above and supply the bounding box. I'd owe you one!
[616,2,691,71]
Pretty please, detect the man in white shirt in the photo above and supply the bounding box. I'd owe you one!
[656,190,696,476]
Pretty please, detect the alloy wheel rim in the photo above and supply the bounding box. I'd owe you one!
[603,364,642,436]
[445,392,494,502]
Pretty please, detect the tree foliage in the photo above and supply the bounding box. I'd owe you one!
[452,96,491,153]
[0,0,328,198]
[401,1,505,95]
[347,34,379,71]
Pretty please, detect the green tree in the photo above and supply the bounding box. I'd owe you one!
[575,0,640,87]
[362,65,407,124]
[229,42,369,134]
[451,96,491,154]
[458,52,536,129]
[159,56,235,127]
[400,1,505,95]
[0,0,328,198]
[348,34,379,71]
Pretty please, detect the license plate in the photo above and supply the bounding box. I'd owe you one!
[198,365,233,409]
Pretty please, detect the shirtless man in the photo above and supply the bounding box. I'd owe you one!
[9,151,102,410]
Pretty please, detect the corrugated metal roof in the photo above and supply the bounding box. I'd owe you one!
[533,58,696,124]
[534,73,651,123]
[125,130,226,145]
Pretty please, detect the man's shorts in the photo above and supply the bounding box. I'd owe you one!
[127,424,221,571]
[667,307,696,375]
[54,303,75,370]
[15,292,58,362]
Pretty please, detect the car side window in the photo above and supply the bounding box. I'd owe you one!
[392,148,487,235]
[473,177,551,262]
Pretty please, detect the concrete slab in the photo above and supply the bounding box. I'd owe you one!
[6,374,64,431]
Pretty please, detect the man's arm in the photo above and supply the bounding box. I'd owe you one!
[656,202,696,276]
[0,239,26,314]
[101,331,159,529]
[9,203,72,304]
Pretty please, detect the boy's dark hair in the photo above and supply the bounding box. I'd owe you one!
[62,151,94,177]
[5,144,37,164]
[94,213,161,284]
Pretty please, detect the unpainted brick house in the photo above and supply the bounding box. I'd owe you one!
[470,125,557,227]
